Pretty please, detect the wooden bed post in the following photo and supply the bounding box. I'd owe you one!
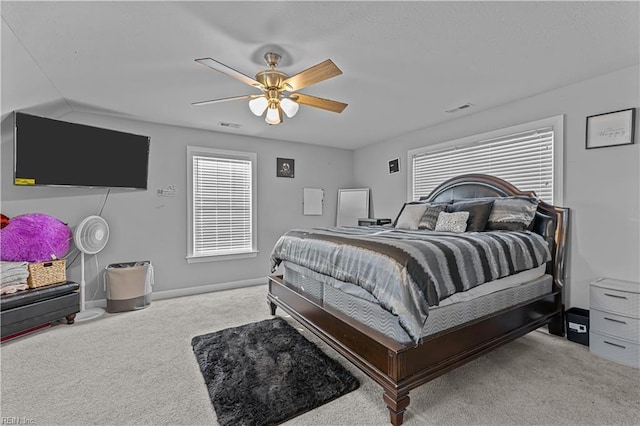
[268,300,277,316]
[547,311,565,336]
[383,389,410,426]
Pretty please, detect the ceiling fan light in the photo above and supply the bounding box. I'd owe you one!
[265,105,282,125]
[280,97,299,118]
[248,97,268,116]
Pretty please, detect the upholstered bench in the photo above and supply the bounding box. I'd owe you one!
[1,281,80,341]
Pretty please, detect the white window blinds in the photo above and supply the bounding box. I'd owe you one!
[191,153,254,257]
[412,127,554,203]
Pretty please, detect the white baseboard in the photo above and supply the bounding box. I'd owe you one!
[85,277,267,309]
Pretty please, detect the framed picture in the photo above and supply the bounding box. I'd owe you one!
[388,158,400,174]
[586,108,636,149]
[276,158,295,178]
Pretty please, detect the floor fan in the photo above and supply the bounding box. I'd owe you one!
[74,215,110,322]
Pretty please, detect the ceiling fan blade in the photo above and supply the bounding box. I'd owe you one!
[282,59,342,92]
[192,94,261,106]
[195,58,263,89]
[291,93,348,113]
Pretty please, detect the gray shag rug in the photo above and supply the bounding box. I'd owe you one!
[191,317,360,426]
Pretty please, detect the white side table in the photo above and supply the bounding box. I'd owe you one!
[589,277,640,368]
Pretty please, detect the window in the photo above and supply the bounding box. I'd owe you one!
[187,146,257,263]
[408,115,563,204]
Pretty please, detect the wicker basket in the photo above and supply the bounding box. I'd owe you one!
[27,259,67,288]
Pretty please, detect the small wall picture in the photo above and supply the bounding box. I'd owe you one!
[388,158,400,174]
[277,158,295,178]
[586,108,636,149]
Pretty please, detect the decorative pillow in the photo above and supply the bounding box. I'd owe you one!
[394,203,429,230]
[485,196,539,231]
[418,204,448,231]
[446,199,494,232]
[0,213,72,262]
[434,211,469,233]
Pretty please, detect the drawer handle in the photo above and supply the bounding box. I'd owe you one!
[604,293,628,300]
[603,340,627,349]
[603,317,627,324]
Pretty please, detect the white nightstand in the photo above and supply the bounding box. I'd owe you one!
[589,278,640,368]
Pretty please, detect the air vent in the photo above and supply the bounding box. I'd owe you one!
[445,103,474,114]
[218,122,242,129]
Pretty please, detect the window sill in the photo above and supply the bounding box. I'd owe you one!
[186,250,259,264]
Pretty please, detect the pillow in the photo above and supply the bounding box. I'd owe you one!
[418,204,448,231]
[485,196,539,231]
[0,213,72,262]
[392,202,418,227]
[434,211,469,233]
[394,203,429,230]
[446,199,494,232]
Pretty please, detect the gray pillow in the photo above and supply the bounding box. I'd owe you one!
[418,204,448,230]
[485,196,539,231]
[395,203,429,230]
[446,199,494,232]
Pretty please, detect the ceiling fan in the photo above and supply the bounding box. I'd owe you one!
[192,52,347,125]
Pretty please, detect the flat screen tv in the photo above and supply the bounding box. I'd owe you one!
[14,112,150,189]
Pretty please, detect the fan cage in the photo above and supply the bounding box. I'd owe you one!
[74,215,109,255]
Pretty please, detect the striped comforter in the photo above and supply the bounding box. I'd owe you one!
[270,226,551,343]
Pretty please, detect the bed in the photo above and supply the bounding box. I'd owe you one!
[267,174,569,425]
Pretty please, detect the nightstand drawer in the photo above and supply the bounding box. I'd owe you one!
[590,309,640,342]
[590,331,640,368]
[590,285,640,316]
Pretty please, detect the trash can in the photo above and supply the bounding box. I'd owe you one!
[105,261,153,313]
[565,307,589,346]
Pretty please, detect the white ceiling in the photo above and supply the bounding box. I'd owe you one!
[2,1,639,150]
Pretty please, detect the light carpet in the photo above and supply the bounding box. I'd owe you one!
[1,284,639,425]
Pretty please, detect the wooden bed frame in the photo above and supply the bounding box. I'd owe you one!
[267,174,569,425]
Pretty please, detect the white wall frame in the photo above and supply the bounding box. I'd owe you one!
[337,188,370,226]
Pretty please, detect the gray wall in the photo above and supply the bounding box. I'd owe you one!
[353,65,640,310]
[1,111,354,300]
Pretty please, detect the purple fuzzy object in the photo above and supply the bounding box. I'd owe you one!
[0,213,72,262]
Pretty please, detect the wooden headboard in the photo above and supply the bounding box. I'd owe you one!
[424,174,569,290]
